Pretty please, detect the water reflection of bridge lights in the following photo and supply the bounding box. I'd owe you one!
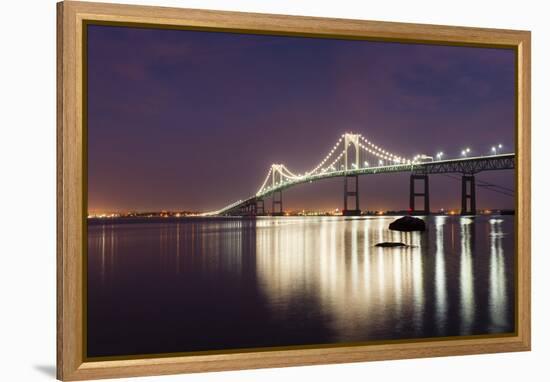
[87,215,514,340]
[255,217,426,341]
[434,215,448,334]
[459,217,475,335]
[489,218,507,330]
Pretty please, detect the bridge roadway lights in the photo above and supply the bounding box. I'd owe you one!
[409,174,430,215]
[272,190,284,216]
[461,175,476,215]
[343,175,361,216]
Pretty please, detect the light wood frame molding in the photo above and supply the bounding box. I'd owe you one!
[57,1,531,380]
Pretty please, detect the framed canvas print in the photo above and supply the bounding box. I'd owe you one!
[57,1,531,380]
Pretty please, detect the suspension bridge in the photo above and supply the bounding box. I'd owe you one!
[204,133,514,217]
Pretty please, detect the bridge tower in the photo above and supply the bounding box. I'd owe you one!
[461,174,476,215]
[343,133,361,216]
[343,175,360,215]
[271,164,284,216]
[344,133,360,172]
[409,173,430,215]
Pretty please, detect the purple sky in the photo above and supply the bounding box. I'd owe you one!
[87,24,516,213]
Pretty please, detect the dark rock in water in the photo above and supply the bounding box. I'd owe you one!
[389,216,426,232]
[375,242,407,247]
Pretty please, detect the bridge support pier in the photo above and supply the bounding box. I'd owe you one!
[409,174,430,215]
[240,202,257,217]
[272,190,283,216]
[461,175,476,215]
[256,199,265,216]
[343,175,361,216]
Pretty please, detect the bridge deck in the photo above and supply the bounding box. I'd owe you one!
[209,153,514,216]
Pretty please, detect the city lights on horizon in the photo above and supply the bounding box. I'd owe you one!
[87,207,513,220]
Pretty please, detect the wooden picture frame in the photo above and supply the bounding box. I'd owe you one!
[57,1,531,380]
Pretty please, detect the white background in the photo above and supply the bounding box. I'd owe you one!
[0,0,548,381]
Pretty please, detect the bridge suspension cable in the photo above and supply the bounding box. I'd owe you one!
[475,176,514,193]
[305,136,345,175]
[256,167,273,195]
[442,174,514,197]
[359,135,408,164]
[255,132,412,195]
[280,164,301,179]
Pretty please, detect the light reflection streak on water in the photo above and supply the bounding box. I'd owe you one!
[434,215,448,334]
[100,225,105,284]
[110,225,115,279]
[411,231,424,333]
[489,218,507,329]
[351,219,359,296]
[176,223,180,274]
[98,224,116,285]
[392,235,403,326]
[460,217,475,335]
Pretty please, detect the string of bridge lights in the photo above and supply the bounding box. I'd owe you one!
[324,150,346,172]
[280,164,301,179]
[257,164,306,194]
[305,136,344,175]
[256,133,506,195]
[303,134,410,174]
[359,135,406,164]
[204,198,244,216]
[256,167,274,194]
[257,133,408,194]
[305,134,406,177]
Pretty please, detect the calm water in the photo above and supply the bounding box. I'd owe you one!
[87,215,515,357]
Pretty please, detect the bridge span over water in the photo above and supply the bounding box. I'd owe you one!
[205,133,514,217]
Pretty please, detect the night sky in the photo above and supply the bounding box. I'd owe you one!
[87,24,516,214]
